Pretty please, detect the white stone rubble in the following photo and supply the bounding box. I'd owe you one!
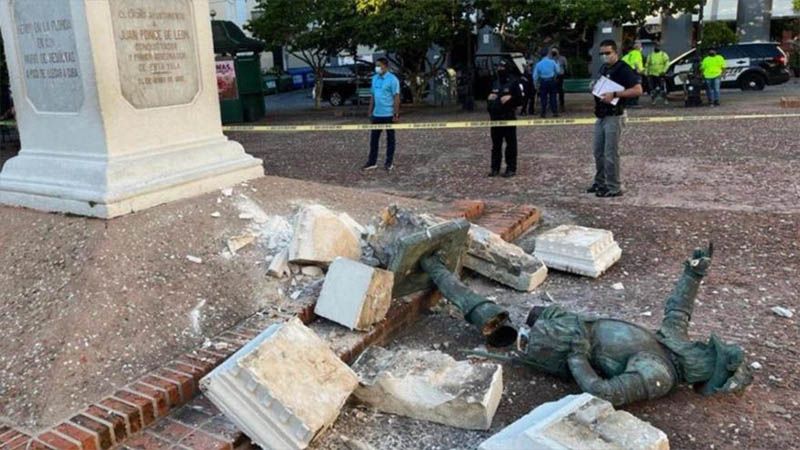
[201,318,358,450]
[534,225,622,278]
[314,258,393,330]
[289,205,361,266]
[479,393,669,450]
[464,224,548,292]
[352,346,503,430]
[267,248,291,278]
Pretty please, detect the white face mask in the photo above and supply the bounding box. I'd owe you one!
[600,54,612,64]
[375,66,383,74]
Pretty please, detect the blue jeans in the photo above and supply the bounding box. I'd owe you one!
[539,79,558,115]
[705,77,721,103]
[368,116,395,166]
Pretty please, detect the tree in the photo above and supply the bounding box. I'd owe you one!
[478,0,700,56]
[356,0,467,104]
[247,0,358,109]
[698,21,738,50]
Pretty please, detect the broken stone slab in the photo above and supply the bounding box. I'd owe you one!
[267,248,291,278]
[479,393,669,450]
[464,225,548,292]
[352,346,503,430]
[314,258,394,331]
[533,225,622,278]
[289,205,362,266]
[226,234,256,255]
[417,213,546,292]
[200,318,358,450]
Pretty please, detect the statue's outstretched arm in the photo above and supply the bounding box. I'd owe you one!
[567,352,676,406]
[659,243,713,340]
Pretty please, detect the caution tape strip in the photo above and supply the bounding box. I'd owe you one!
[0,113,795,133]
[221,112,800,132]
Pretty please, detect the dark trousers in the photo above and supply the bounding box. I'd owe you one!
[490,125,517,173]
[539,79,558,115]
[556,75,565,109]
[521,86,536,114]
[367,116,395,166]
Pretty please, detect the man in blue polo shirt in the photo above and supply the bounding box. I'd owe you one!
[363,57,400,171]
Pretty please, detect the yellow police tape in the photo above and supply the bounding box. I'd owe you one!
[221,112,800,133]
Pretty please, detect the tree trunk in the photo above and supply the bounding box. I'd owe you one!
[313,71,324,109]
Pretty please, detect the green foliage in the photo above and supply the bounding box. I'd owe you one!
[247,0,358,108]
[794,0,800,12]
[355,0,466,103]
[699,21,738,51]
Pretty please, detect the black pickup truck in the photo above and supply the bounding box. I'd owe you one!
[319,61,415,106]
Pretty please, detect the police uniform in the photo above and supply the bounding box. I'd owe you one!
[487,69,523,177]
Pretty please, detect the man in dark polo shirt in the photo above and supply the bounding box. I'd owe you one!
[588,39,642,198]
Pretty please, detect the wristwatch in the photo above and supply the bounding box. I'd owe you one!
[612,91,618,98]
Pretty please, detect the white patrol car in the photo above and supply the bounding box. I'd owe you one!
[666,42,791,91]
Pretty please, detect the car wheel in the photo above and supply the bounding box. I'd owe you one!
[739,73,766,91]
[329,91,344,106]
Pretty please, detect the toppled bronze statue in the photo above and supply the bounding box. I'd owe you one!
[512,243,753,405]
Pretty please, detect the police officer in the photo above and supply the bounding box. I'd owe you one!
[487,60,523,178]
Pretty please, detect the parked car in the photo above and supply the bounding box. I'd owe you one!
[666,42,791,92]
[319,61,414,106]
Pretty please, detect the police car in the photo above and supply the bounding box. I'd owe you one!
[666,42,791,91]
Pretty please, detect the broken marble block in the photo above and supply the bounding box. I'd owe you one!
[352,346,503,430]
[267,247,291,278]
[479,393,669,450]
[533,225,622,278]
[314,258,394,331]
[465,225,548,292]
[289,205,362,266]
[200,318,358,450]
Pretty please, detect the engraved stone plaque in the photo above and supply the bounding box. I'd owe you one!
[110,0,200,109]
[12,0,83,113]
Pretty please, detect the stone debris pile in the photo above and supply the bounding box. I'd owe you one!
[351,346,503,430]
[479,393,669,450]
[199,201,656,449]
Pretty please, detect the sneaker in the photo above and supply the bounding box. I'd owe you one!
[596,190,623,198]
[502,170,516,178]
[586,184,604,193]
[487,170,500,178]
[714,101,720,106]
[384,164,394,172]
[361,164,378,171]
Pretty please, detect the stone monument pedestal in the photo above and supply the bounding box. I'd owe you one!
[0,0,263,218]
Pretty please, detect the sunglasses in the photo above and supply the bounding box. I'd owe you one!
[599,51,614,55]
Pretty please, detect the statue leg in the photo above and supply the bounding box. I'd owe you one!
[658,247,712,341]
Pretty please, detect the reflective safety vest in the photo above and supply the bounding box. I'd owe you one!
[622,49,644,73]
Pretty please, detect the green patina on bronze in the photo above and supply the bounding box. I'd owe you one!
[513,244,753,406]
[384,217,517,347]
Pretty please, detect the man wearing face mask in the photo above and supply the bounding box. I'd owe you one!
[363,57,400,172]
[645,44,670,105]
[588,40,642,198]
[486,60,522,177]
